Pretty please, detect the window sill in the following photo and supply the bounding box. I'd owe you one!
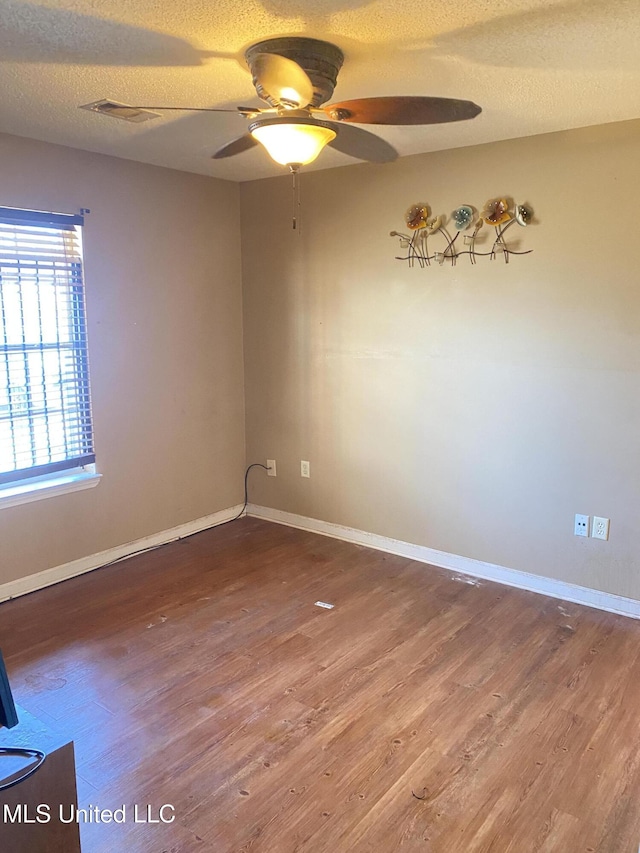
[0,466,101,510]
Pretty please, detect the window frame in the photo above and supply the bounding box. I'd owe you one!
[0,206,100,509]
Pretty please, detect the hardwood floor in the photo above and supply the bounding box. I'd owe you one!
[1,517,640,852]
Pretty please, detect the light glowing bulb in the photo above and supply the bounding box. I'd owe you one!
[249,118,337,167]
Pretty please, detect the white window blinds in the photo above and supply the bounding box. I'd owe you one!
[0,207,95,485]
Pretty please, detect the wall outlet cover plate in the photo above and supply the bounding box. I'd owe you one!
[574,514,589,537]
[592,516,610,540]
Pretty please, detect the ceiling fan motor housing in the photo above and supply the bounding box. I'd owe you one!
[245,37,345,108]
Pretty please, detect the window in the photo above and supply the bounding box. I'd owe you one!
[0,206,98,506]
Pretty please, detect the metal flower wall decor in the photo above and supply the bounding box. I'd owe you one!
[390,198,535,267]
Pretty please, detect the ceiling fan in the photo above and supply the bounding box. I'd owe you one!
[127,37,482,171]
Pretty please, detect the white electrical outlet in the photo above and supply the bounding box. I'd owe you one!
[574,514,589,537]
[301,460,310,478]
[266,459,276,477]
[592,516,610,540]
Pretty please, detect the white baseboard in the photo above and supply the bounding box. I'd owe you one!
[247,504,640,620]
[6,502,638,621]
[0,504,245,603]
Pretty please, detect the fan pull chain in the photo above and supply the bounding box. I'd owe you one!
[290,165,301,232]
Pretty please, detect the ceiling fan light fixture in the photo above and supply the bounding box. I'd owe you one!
[248,116,336,167]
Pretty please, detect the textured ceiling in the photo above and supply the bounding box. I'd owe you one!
[0,0,639,181]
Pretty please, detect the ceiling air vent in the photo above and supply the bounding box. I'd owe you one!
[79,100,160,123]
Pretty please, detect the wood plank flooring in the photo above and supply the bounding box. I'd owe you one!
[1,517,640,852]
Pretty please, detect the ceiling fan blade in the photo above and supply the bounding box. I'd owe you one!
[212,134,258,159]
[328,124,397,163]
[131,105,265,116]
[252,53,314,108]
[322,96,482,125]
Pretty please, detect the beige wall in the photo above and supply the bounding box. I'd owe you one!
[3,120,639,602]
[0,133,245,586]
[241,119,640,600]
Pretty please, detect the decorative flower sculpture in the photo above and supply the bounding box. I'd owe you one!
[392,196,535,266]
[452,205,474,231]
[405,204,429,230]
[515,203,533,226]
[426,214,444,233]
[482,198,511,226]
